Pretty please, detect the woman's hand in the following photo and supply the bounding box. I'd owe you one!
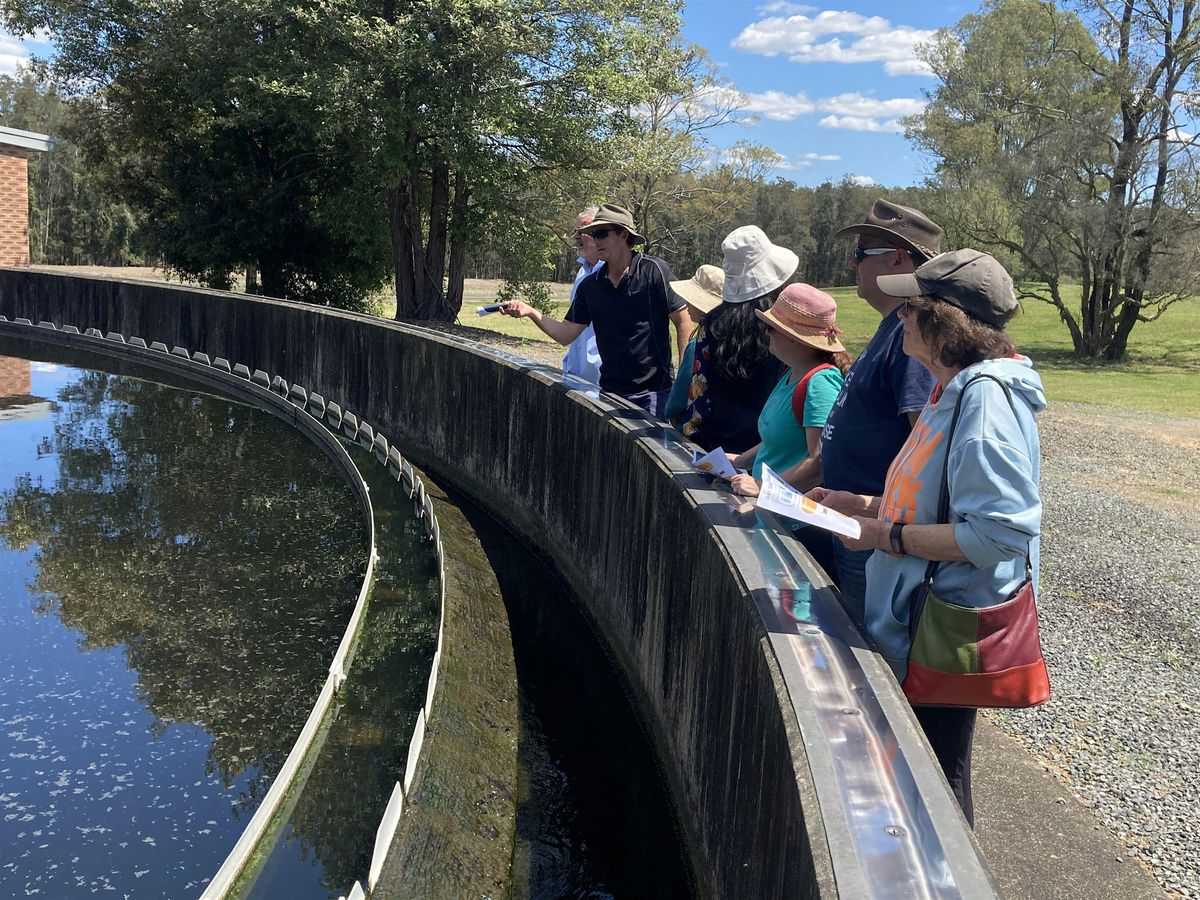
[840,515,887,552]
[806,487,876,517]
[730,473,761,497]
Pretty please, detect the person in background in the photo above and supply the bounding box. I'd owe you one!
[817,199,942,624]
[813,249,1045,825]
[501,203,691,416]
[679,226,797,453]
[664,264,724,425]
[561,206,605,384]
[728,283,851,576]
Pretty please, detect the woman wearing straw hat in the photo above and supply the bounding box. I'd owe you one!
[729,283,851,498]
[679,226,798,453]
[729,283,851,577]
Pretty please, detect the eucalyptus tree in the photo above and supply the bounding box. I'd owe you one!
[909,0,1200,360]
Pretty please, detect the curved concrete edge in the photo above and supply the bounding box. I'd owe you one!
[0,270,1001,899]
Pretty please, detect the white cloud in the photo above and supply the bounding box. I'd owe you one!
[732,10,936,76]
[0,33,31,76]
[818,115,906,132]
[0,27,51,76]
[849,175,879,186]
[820,92,925,118]
[776,151,843,171]
[741,89,816,121]
[739,88,924,130]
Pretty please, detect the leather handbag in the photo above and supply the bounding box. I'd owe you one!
[902,374,1051,709]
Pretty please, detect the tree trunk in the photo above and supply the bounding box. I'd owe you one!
[259,260,287,299]
[421,161,452,321]
[445,171,470,319]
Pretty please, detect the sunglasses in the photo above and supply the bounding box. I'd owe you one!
[587,227,616,240]
[849,246,896,263]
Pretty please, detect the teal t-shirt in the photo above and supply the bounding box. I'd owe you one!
[753,366,845,479]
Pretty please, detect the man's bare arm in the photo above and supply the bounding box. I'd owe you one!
[669,307,693,363]
[500,300,586,346]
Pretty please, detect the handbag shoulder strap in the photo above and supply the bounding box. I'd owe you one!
[919,373,1019,592]
[935,373,1017,524]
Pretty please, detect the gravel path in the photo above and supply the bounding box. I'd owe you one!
[428,325,1200,896]
[995,403,1200,898]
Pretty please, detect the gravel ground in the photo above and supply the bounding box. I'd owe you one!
[994,403,1200,898]
[426,325,1200,895]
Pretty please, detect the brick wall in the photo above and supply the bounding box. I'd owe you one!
[0,148,30,267]
[0,355,32,398]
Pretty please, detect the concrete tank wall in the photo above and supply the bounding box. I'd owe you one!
[0,270,999,899]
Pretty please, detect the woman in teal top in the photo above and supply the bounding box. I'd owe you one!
[731,283,850,496]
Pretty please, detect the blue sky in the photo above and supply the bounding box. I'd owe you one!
[682,1,974,187]
[1,2,974,188]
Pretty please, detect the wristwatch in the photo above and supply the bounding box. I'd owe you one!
[889,522,906,555]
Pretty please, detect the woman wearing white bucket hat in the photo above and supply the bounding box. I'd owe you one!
[679,226,799,453]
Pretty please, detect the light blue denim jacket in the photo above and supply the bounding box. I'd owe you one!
[865,356,1046,680]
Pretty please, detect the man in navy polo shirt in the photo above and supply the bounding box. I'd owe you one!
[810,199,942,624]
[500,203,692,416]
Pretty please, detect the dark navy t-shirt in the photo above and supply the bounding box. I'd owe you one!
[565,253,685,396]
[819,309,935,496]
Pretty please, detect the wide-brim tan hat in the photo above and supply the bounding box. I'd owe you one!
[833,198,943,261]
[580,202,646,245]
[721,226,799,303]
[754,282,846,353]
[670,264,724,315]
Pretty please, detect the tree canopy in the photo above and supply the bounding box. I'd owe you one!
[908,0,1200,360]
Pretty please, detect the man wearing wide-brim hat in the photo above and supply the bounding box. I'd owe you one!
[501,203,692,416]
[811,198,943,625]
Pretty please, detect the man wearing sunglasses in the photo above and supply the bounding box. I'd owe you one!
[813,199,943,624]
[501,203,691,416]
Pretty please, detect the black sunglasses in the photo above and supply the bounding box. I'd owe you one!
[850,246,896,263]
[587,227,616,240]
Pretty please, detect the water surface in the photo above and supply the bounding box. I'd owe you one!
[0,345,368,897]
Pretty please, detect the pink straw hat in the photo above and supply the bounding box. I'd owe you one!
[754,282,846,352]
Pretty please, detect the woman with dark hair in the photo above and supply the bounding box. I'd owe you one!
[729,283,851,497]
[811,249,1046,826]
[728,283,851,577]
[679,226,798,453]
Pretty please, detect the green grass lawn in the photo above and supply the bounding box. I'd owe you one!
[448,279,1198,418]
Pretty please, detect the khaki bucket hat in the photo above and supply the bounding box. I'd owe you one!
[670,264,725,316]
[579,202,646,245]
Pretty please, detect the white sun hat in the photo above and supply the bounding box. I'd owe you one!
[720,226,800,304]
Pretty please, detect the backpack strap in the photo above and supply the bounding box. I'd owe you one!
[791,363,836,423]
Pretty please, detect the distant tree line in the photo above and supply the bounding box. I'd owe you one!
[2,0,1198,360]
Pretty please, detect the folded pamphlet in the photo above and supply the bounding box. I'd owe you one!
[755,464,862,539]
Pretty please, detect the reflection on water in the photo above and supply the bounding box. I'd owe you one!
[244,442,439,898]
[0,351,368,897]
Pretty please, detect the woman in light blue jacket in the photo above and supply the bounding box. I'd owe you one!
[810,249,1044,827]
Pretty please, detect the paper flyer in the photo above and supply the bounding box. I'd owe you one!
[691,447,745,481]
[755,464,862,539]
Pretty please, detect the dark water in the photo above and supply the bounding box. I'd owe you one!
[0,347,370,897]
[452,493,696,899]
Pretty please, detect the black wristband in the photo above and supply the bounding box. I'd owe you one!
[889,522,906,555]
